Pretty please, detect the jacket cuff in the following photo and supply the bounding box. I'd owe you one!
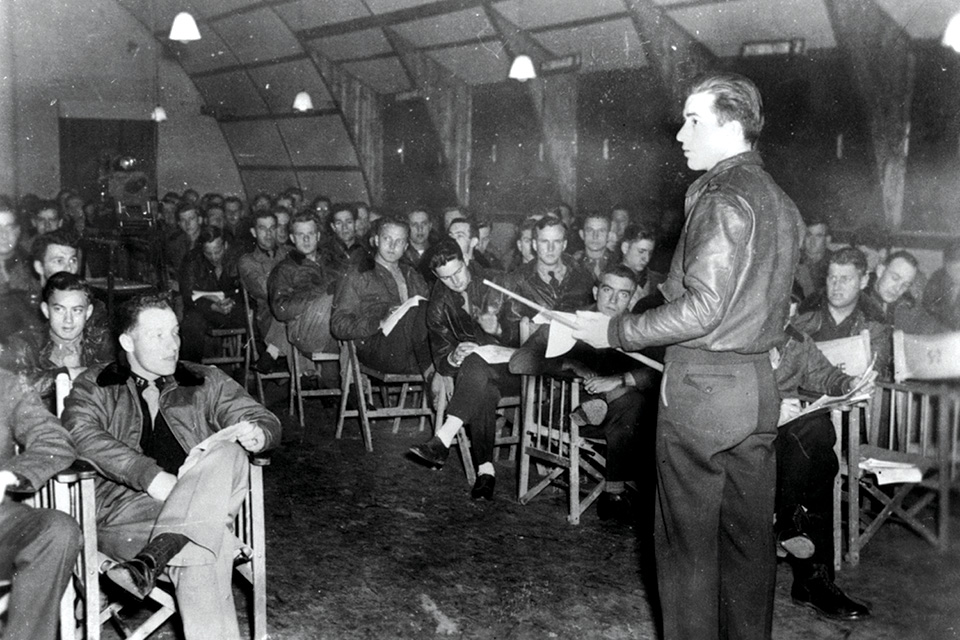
[607,316,625,350]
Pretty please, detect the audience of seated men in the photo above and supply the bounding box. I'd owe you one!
[795,216,831,300]
[331,217,432,378]
[922,240,960,331]
[178,227,245,363]
[0,365,82,640]
[504,216,595,326]
[408,238,517,499]
[771,315,874,620]
[164,202,203,283]
[573,212,617,279]
[324,203,370,278]
[1,272,115,398]
[267,211,338,386]
[238,209,291,373]
[62,293,281,640]
[509,266,657,524]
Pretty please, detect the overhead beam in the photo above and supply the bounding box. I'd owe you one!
[484,4,578,208]
[298,0,490,41]
[622,0,717,113]
[385,29,473,206]
[824,0,915,229]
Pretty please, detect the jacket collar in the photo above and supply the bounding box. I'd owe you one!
[96,360,204,388]
[688,150,763,198]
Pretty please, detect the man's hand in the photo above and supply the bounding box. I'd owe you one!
[476,309,501,336]
[583,375,623,395]
[778,398,802,426]
[848,369,878,397]
[233,421,268,453]
[449,342,479,367]
[572,311,612,349]
[146,471,178,501]
[0,470,18,504]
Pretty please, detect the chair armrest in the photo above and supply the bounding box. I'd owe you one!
[53,459,98,483]
[251,454,271,467]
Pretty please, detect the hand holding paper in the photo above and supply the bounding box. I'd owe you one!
[572,310,611,349]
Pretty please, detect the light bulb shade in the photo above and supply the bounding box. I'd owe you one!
[944,12,960,53]
[292,91,314,112]
[169,12,201,43]
[508,55,536,82]
[151,105,168,122]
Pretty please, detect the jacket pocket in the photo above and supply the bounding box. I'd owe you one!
[681,373,737,395]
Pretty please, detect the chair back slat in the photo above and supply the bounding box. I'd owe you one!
[893,330,960,383]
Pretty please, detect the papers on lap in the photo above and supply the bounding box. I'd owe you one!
[472,344,516,364]
[192,290,226,302]
[859,458,923,485]
[178,422,249,478]
[380,295,426,337]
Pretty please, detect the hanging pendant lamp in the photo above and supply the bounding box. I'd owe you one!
[509,54,536,82]
[293,91,314,112]
[151,105,168,122]
[169,12,201,43]
[944,12,960,53]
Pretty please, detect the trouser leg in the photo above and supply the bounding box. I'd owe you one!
[0,502,82,640]
[168,532,242,640]
[446,357,519,466]
[357,302,432,376]
[600,389,642,482]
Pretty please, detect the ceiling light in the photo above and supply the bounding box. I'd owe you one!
[293,91,314,112]
[169,12,201,43]
[151,105,168,122]
[944,12,960,53]
[509,55,536,82]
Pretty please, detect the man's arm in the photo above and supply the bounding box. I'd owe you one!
[330,271,391,340]
[238,253,268,303]
[203,367,282,451]
[268,261,325,323]
[3,375,76,491]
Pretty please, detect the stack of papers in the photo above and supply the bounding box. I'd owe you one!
[859,458,923,485]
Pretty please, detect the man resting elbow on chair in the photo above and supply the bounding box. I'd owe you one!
[62,292,281,640]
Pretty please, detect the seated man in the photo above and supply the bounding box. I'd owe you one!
[331,217,432,377]
[238,209,290,372]
[408,239,517,499]
[402,208,432,271]
[62,293,281,640]
[164,203,202,283]
[864,250,943,333]
[606,206,632,256]
[267,211,337,385]
[324,203,370,279]
[32,227,80,289]
[473,219,504,271]
[509,265,658,522]
[503,216,537,273]
[0,202,37,294]
[1,272,115,398]
[922,240,960,331]
[618,223,661,309]
[17,199,65,254]
[178,227,245,363]
[0,366,82,640]
[573,212,616,279]
[771,320,874,620]
[794,216,831,300]
[504,216,595,326]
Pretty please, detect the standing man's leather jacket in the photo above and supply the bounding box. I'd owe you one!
[609,151,804,356]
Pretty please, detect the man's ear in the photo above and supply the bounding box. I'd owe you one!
[33,260,43,278]
[118,333,134,355]
[592,285,598,301]
[579,229,585,241]
[859,274,870,291]
[470,237,479,250]
[84,305,94,321]
[41,301,50,320]
[621,240,630,256]
[249,227,257,239]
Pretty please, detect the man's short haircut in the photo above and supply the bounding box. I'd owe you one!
[944,240,960,265]
[599,264,639,287]
[688,72,764,145]
[805,214,829,231]
[377,216,409,237]
[34,199,62,218]
[42,271,91,304]
[223,195,244,209]
[884,250,919,270]
[854,224,891,251]
[284,186,303,199]
[621,223,658,247]
[428,237,464,272]
[252,209,278,225]
[476,218,492,232]
[31,228,79,263]
[311,195,331,209]
[829,246,868,276]
[198,226,226,246]
[290,210,320,229]
[161,191,181,204]
[534,215,567,239]
[176,202,199,220]
[406,208,430,221]
[330,202,357,220]
[519,216,538,234]
[117,292,174,336]
[580,211,610,225]
[447,217,477,238]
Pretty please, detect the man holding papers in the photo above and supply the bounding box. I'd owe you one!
[408,238,517,500]
[331,217,432,377]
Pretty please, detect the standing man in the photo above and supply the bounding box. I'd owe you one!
[574,73,803,640]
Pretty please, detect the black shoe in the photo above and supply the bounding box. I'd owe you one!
[408,436,450,469]
[597,491,633,524]
[105,557,156,600]
[300,374,321,391]
[471,474,496,500]
[792,567,871,620]
[254,352,287,374]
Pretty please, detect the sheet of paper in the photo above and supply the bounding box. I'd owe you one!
[543,312,578,358]
[191,290,226,303]
[178,423,250,478]
[380,295,426,337]
[859,458,923,485]
[472,344,517,364]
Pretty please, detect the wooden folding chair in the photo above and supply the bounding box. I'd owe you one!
[242,287,292,415]
[335,340,433,452]
[290,344,342,433]
[433,374,521,486]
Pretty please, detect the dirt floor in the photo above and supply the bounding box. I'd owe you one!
[105,384,960,640]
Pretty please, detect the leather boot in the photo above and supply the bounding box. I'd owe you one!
[106,533,188,599]
[791,563,871,620]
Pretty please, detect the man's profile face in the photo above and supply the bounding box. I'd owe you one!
[178,209,200,237]
[610,210,630,239]
[477,227,492,254]
[0,210,20,258]
[580,217,610,253]
[448,221,475,260]
[202,237,226,267]
[443,209,462,232]
[535,224,566,268]
[122,307,181,378]
[875,257,917,305]
[374,223,408,265]
[622,238,655,273]
[33,208,62,235]
[331,210,356,246]
[676,91,741,172]
[252,216,277,252]
[804,223,829,259]
[408,211,431,247]
[355,206,371,238]
[434,257,470,293]
[517,229,534,262]
[826,262,867,311]
[42,288,92,342]
[595,274,636,318]
[291,220,319,257]
[35,244,79,282]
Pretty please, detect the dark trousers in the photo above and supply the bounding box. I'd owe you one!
[0,501,82,640]
[775,413,837,578]
[180,305,246,363]
[356,301,432,376]
[655,356,779,640]
[581,387,643,482]
[446,355,521,466]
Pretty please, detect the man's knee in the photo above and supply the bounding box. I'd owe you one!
[30,509,83,562]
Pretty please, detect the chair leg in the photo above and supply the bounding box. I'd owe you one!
[357,374,374,452]
[456,428,477,486]
[335,355,352,439]
[292,351,305,431]
[392,382,410,434]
